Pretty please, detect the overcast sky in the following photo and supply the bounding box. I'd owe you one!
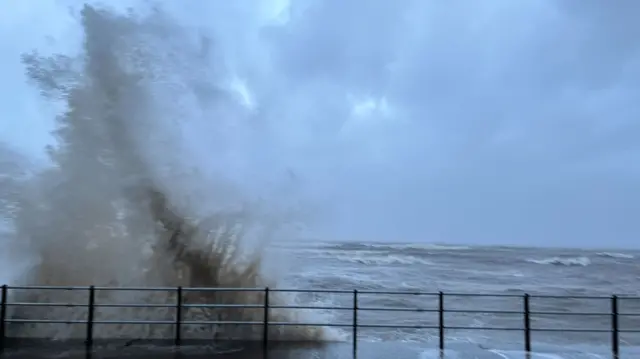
[1,0,639,248]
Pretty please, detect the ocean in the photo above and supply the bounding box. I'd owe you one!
[3,242,639,359]
[267,241,640,358]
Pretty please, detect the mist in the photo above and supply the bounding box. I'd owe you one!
[1,0,639,249]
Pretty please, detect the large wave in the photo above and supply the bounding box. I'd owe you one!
[0,4,338,342]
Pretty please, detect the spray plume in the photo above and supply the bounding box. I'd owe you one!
[0,4,337,342]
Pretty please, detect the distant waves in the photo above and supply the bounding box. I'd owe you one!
[275,242,636,269]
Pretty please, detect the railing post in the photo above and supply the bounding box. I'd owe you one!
[175,286,182,346]
[263,287,270,353]
[611,295,619,359]
[85,285,95,349]
[523,293,531,353]
[352,289,358,357]
[438,291,444,353]
[0,285,7,353]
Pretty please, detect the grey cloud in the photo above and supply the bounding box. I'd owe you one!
[251,0,640,246]
[2,0,640,247]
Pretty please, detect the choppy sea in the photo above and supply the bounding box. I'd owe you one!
[269,241,640,358]
[3,242,640,358]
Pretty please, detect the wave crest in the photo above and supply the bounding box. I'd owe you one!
[526,257,591,267]
[596,252,634,259]
[333,253,433,266]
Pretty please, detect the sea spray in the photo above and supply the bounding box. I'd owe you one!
[1,4,338,342]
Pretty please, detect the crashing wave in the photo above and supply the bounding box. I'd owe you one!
[0,4,339,342]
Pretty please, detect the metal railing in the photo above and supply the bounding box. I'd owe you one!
[0,284,638,358]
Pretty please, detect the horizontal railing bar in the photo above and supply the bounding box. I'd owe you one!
[180,287,266,293]
[182,304,264,309]
[56,321,344,328]
[351,324,439,329]
[356,290,439,296]
[6,302,89,307]
[2,302,631,317]
[6,319,86,324]
[529,295,610,300]
[258,322,353,327]
[7,285,170,291]
[6,285,640,300]
[529,311,610,316]
[93,303,175,308]
[2,305,634,316]
[357,306,437,312]
[7,285,90,291]
[1,305,631,318]
[79,320,175,325]
[440,292,524,298]
[267,288,354,294]
[531,328,611,333]
[268,305,353,311]
[93,286,184,292]
[2,318,622,332]
[183,321,351,327]
[444,326,523,331]
[180,320,263,325]
[3,304,636,317]
[444,309,521,315]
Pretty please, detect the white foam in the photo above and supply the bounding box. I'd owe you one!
[596,252,634,259]
[526,257,591,267]
[334,253,434,266]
